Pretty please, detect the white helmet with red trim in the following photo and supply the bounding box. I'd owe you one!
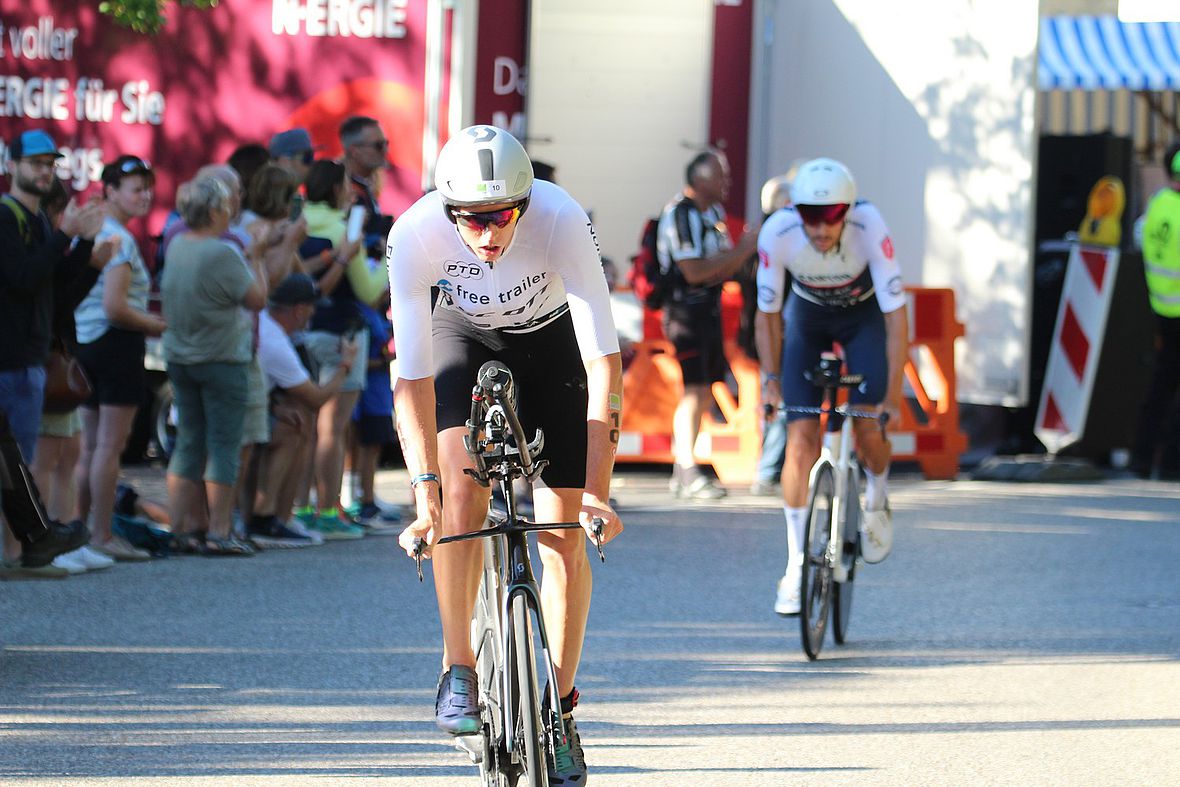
[434,125,533,208]
[790,157,856,206]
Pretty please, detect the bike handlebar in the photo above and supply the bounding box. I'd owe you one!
[412,517,606,581]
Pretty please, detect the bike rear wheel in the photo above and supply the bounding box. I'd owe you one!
[801,462,835,660]
[510,592,548,787]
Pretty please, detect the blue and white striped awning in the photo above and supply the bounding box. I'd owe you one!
[1039,16,1180,91]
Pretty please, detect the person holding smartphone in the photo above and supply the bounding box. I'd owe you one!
[293,160,388,541]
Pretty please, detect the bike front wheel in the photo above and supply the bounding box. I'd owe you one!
[474,539,509,786]
[510,592,548,787]
[801,461,836,660]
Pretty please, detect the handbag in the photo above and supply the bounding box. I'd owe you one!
[43,339,92,413]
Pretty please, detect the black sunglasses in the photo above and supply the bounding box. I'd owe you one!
[355,139,388,152]
[299,149,315,165]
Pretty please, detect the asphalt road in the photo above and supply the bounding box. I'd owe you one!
[1,468,1178,785]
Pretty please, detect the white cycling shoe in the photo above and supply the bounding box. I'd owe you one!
[860,503,893,564]
[773,560,802,616]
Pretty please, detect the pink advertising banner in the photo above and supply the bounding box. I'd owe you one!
[0,0,432,232]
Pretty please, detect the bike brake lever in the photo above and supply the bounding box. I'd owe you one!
[412,538,425,582]
[591,517,605,563]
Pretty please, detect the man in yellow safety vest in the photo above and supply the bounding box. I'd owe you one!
[1132,141,1180,480]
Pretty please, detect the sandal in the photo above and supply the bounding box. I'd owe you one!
[202,535,256,557]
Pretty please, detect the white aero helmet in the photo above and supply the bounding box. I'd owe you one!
[434,125,533,208]
[790,157,856,206]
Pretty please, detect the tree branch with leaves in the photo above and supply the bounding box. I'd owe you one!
[98,0,219,34]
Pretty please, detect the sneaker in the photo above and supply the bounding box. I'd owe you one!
[293,507,318,529]
[350,499,403,524]
[247,515,315,549]
[860,503,893,564]
[285,517,324,546]
[749,478,780,496]
[309,513,365,541]
[74,545,116,571]
[347,503,400,535]
[21,519,91,567]
[93,534,152,562]
[52,551,89,574]
[679,473,727,500]
[544,689,587,786]
[435,665,480,736]
[774,560,802,616]
[0,559,69,580]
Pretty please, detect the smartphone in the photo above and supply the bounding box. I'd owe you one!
[346,204,366,242]
[289,195,304,221]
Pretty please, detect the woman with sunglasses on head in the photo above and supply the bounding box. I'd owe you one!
[389,125,624,786]
[754,158,910,616]
[73,155,167,562]
[290,160,387,541]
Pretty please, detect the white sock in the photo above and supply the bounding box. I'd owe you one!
[784,506,807,570]
[864,465,890,511]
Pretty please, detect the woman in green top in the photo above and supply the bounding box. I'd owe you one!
[160,175,267,555]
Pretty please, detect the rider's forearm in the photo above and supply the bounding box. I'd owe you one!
[883,307,909,405]
[583,352,623,502]
[394,376,443,514]
[754,310,783,376]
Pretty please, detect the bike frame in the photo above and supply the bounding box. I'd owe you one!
[810,408,860,584]
[431,362,602,781]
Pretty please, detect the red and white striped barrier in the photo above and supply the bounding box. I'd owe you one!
[1035,243,1120,454]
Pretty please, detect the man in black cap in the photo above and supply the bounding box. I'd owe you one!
[246,273,358,546]
[0,129,109,573]
[269,127,317,185]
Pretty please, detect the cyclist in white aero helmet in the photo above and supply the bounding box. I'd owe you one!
[433,124,534,208]
[754,156,909,615]
[389,124,623,786]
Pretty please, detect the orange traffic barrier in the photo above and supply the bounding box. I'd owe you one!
[616,285,967,482]
[890,288,967,480]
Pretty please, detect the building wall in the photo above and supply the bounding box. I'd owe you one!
[525,0,714,275]
[748,0,1039,406]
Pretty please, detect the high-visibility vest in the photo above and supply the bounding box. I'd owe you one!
[1142,188,1180,318]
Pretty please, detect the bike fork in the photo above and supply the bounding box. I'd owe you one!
[501,586,564,758]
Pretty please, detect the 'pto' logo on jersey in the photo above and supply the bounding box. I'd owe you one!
[435,279,454,294]
[881,236,894,260]
[444,261,484,280]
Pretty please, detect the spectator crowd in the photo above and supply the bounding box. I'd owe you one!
[0,119,404,577]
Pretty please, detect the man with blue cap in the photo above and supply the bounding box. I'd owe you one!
[269,127,318,185]
[0,129,108,573]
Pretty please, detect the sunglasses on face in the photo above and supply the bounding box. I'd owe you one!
[356,139,388,152]
[796,203,850,226]
[447,203,524,232]
[299,150,315,165]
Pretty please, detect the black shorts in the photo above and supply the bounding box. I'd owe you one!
[75,327,146,408]
[663,301,727,386]
[355,413,396,446]
[433,308,589,489]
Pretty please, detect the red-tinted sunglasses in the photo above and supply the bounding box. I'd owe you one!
[447,201,527,231]
[797,203,850,226]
